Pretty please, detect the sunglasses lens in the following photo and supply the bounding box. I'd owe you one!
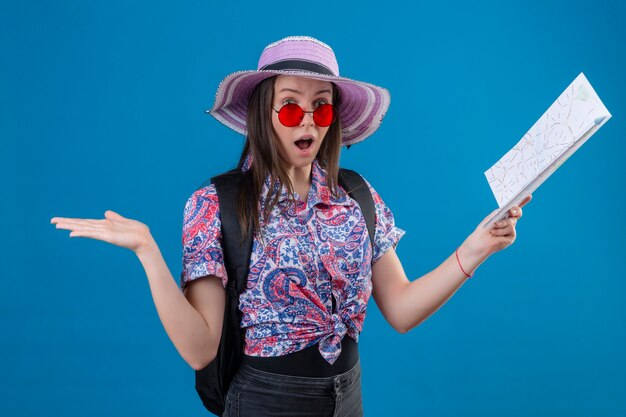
[277,103,303,127]
[313,104,334,127]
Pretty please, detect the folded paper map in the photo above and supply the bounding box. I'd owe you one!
[483,72,612,228]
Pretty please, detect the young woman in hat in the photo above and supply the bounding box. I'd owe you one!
[51,36,532,416]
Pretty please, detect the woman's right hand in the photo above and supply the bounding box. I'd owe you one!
[51,210,153,255]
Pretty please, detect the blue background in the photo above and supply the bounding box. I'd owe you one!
[3,1,625,416]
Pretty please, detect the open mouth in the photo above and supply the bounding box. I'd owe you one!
[294,138,313,150]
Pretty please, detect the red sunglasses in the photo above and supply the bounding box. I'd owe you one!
[272,103,335,127]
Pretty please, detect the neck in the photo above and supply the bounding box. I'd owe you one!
[286,163,312,188]
[283,161,313,201]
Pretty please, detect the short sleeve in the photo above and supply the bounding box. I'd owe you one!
[361,177,406,264]
[180,184,229,291]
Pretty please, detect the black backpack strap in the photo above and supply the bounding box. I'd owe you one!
[211,169,254,295]
[338,168,376,249]
[193,168,253,416]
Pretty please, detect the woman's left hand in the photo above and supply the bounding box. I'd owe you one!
[463,194,533,259]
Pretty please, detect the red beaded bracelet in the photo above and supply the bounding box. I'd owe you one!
[455,247,473,278]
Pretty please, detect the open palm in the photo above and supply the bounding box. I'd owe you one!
[51,210,151,254]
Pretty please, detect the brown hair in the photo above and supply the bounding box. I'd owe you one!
[236,75,343,241]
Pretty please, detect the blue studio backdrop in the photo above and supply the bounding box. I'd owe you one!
[2,1,625,416]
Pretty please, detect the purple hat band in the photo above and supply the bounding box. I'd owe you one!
[207,36,390,147]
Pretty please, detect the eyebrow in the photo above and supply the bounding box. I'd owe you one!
[278,88,332,95]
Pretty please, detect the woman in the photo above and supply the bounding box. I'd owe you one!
[51,36,532,416]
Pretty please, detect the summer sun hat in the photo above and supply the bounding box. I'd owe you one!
[206,36,391,147]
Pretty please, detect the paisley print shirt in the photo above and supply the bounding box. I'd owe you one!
[180,154,405,364]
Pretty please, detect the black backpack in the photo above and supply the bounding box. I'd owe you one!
[193,167,376,416]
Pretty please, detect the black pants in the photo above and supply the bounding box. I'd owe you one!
[223,359,364,417]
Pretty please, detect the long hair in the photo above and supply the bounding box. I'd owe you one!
[236,75,343,240]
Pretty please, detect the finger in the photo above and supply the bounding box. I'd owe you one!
[50,217,92,222]
[105,210,125,220]
[51,216,77,224]
[68,229,105,240]
[520,194,532,207]
[54,219,109,232]
[491,224,515,236]
[507,195,533,218]
[492,217,517,236]
[509,206,522,219]
[51,217,103,225]
[493,220,507,229]
[53,219,104,229]
[493,216,516,228]
[54,222,94,233]
[514,196,531,212]
[491,226,506,236]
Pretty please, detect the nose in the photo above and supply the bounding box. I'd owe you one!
[301,109,315,126]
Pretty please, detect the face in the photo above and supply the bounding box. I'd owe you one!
[271,75,334,169]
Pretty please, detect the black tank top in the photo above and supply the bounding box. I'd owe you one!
[242,335,359,377]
